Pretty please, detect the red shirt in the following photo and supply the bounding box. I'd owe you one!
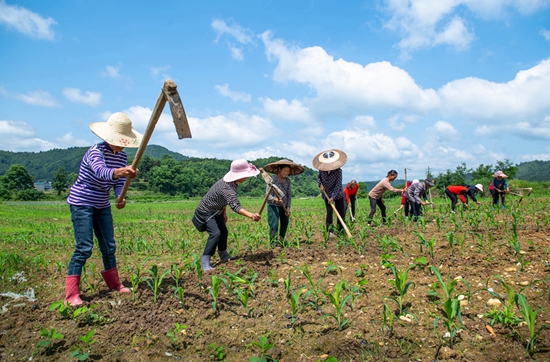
[343,183,359,203]
[446,185,468,204]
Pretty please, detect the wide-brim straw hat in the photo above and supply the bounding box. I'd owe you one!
[223,159,260,182]
[312,149,347,171]
[492,170,508,178]
[90,112,143,148]
[264,159,305,176]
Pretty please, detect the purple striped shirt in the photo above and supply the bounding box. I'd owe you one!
[67,142,127,208]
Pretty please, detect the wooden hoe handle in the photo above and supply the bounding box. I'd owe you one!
[321,188,352,238]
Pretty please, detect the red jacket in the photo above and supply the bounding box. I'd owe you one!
[446,185,468,204]
[343,183,359,203]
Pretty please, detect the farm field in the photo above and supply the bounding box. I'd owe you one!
[1,196,550,361]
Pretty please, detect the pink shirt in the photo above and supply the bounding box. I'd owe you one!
[368,177,401,199]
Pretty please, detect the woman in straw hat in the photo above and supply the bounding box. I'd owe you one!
[64,112,142,306]
[192,159,261,271]
[368,170,406,225]
[264,159,304,246]
[490,170,509,209]
[312,149,347,236]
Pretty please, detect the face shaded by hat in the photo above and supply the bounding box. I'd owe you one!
[89,112,143,148]
[312,149,347,171]
[223,159,260,182]
[264,159,304,176]
[424,178,435,187]
[493,170,508,178]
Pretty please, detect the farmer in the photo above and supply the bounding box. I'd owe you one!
[367,170,406,225]
[312,149,347,237]
[405,178,435,220]
[192,159,261,271]
[344,179,359,222]
[65,112,142,306]
[395,180,413,217]
[444,184,483,213]
[490,170,509,209]
[264,159,304,247]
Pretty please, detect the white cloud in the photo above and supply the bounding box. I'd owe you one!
[151,65,171,81]
[230,46,244,61]
[55,133,90,147]
[354,115,376,128]
[63,88,101,107]
[15,90,59,107]
[102,64,121,78]
[211,19,254,44]
[438,58,550,124]
[261,98,314,123]
[0,120,34,136]
[383,0,549,55]
[429,120,458,136]
[520,153,550,161]
[261,31,439,115]
[0,0,56,40]
[187,113,278,148]
[541,28,550,41]
[214,84,251,102]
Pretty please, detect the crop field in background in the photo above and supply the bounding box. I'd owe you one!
[0,195,549,361]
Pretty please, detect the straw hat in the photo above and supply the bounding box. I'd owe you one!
[90,112,143,148]
[264,159,305,176]
[312,149,347,171]
[492,170,508,178]
[223,159,260,182]
[475,184,484,192]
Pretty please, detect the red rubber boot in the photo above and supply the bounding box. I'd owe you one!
[101,267,131,293]
[64,275,83,306]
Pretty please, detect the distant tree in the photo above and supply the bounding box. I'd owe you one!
[68,172,78,185]
[0,164,34,191]
[471,163,493,188]
[435,163,468,193]
[52,167,69,195]
[494,159,518,179]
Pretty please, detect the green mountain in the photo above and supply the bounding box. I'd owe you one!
[0,144,188,181]
[515,160,550,181]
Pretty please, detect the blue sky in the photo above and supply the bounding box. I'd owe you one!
[1,0,550,181]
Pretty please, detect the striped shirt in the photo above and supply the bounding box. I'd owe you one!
[195,179,242,221]
[266,176,291,209]
[67,142,127,208]
[317,169,345,200]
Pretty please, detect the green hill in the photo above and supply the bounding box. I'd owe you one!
[0,145,188,181]
[515,160,550,182]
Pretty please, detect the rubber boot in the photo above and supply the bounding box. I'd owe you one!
[218,250,233,262]
[200,255,214,271]
[64,275,83,306]
[101,267,131,293]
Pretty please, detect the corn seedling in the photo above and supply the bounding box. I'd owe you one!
[236,288,253,317]
[515,293,549,357]
[208,274,222,315]
[386,265,415,316]
[483,275,522,328]
[298,265,324,309]
[321,280,351,331]
[249,335,275,361]
[70,329,96,361]
[166,323,187,350]
[382,303,395,337]
[37,327,63,353]
[147,265,170,303]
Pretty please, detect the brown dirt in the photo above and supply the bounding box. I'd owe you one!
[1,200,550,361]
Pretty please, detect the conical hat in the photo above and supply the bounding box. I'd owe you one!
[264,159,304,176]
[312,149,347,171]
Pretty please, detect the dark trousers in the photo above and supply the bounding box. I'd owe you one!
[490,189,506,206]
[348,195,356,217]
[445,188,459,211]
[404,199,411,217]
[368,196,386,223]
[410,202,423,219]
[203,213,228,256]
[268,205,289,240]
[324,197,346,232]
[68,205,117,276]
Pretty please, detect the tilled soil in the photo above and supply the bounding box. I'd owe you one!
[1,201,550,361]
